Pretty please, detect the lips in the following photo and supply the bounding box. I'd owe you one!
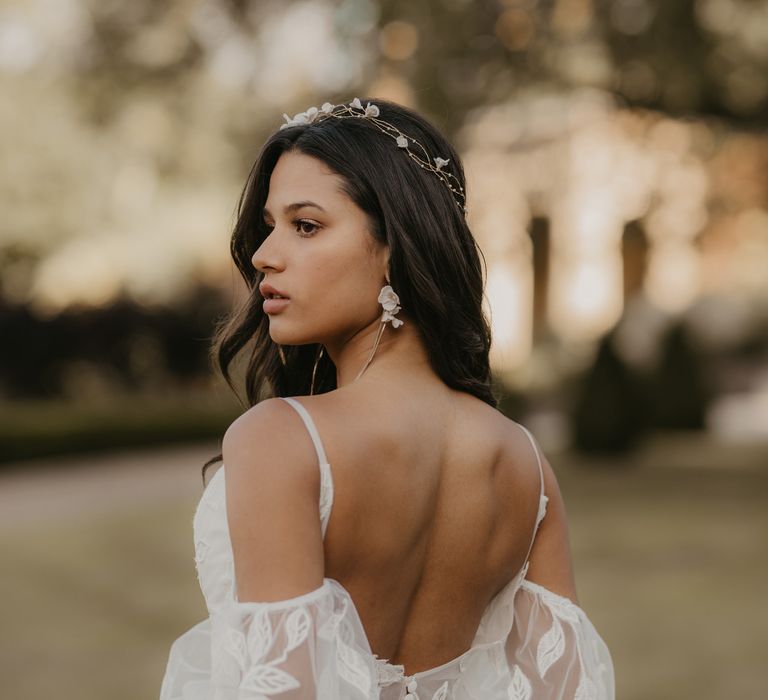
[259,282,289,299]
[263,296,290,315]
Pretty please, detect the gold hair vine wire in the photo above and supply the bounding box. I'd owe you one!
[279,97,467,216]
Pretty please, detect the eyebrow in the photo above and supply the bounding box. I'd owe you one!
[262,200,327,217]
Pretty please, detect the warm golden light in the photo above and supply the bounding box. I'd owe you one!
[486,257,533,372]
[378,20,419,61]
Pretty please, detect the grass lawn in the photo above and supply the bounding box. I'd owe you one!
[0,433,765,699]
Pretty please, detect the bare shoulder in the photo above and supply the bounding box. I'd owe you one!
[468,405,579,604]
[222,397,325,487]
[221,398,327,600]
[454,395,541,472]
[224,392,380,477]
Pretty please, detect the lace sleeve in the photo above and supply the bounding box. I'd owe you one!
[505,580,615,700]
[160,579,380,700]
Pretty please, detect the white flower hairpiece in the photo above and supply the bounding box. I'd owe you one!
[279,97,467,215]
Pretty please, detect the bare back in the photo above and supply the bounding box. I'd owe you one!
[282,382,566,675]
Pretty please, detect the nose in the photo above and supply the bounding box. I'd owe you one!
[251,232,284,274]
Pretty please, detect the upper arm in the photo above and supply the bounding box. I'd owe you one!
[525,447,580,606]
[222,398,325,603]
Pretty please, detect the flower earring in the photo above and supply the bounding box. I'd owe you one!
[353,276,404,382]
[378,284,404,328]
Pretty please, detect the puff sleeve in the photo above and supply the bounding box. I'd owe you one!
[160,579,381,700]
[503,579,615,700]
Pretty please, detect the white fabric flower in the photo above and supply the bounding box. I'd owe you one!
[378,285,403,327]
[433,157,450,170]
[396,135,408,148]
[279,112,295,130]
[280,111,307,129]
[378,285,400,311]
[279,105,329,130]
[364,102,379,117]
[350,97,363,110]
[382,310,403,328]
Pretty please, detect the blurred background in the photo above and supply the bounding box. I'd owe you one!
[1,0,766,697]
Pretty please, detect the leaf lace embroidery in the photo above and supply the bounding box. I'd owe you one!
[335,606,373,695]
[431,680,450,699]
[536,615,565,677]
[211,604,313,696]
[528,583,601,699]
[508,664,533,700]
[336,634,373,695]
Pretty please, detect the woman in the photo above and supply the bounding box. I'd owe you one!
[160,97,615,699]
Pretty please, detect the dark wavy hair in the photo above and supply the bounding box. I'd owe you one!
[202,97,498,484]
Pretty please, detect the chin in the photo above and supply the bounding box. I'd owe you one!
[268,324,311,346]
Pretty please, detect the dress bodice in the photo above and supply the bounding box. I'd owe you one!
[160,397,615,700]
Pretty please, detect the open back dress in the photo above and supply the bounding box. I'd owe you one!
[160,396,615,699]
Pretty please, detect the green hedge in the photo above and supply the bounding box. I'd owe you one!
[0,392,242,466]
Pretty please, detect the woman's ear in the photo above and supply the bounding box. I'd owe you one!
[380,246,391,284]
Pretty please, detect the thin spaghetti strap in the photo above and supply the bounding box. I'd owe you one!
[278,397,335,539]
[516,422,549,574]
[279,397,328,465]
[516,423,544,500]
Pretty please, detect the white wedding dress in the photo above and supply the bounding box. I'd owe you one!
[160,396,615,699]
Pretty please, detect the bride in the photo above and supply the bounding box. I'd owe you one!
[160,96,615,699]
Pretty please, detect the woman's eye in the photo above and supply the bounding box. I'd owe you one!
[261,220,319,237]
[294,219,319,237]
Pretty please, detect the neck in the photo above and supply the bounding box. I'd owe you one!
[323,312,432,389]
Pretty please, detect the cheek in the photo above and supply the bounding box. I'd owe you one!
[315,272,375,313]
[296,232,382,319]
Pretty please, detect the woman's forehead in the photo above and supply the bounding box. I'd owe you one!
[271,151,338,188]
[266,152,353,215]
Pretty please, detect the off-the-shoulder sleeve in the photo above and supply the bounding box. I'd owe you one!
[160,579,380,700]
[504,580,615,700]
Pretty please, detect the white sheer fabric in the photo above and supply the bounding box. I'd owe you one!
[159,577,381,700]
[160,398,615,699]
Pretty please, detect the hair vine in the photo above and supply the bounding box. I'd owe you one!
[279,97,468,216]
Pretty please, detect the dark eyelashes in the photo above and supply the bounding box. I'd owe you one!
[295,219,319,237]
[262,219,320,237]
